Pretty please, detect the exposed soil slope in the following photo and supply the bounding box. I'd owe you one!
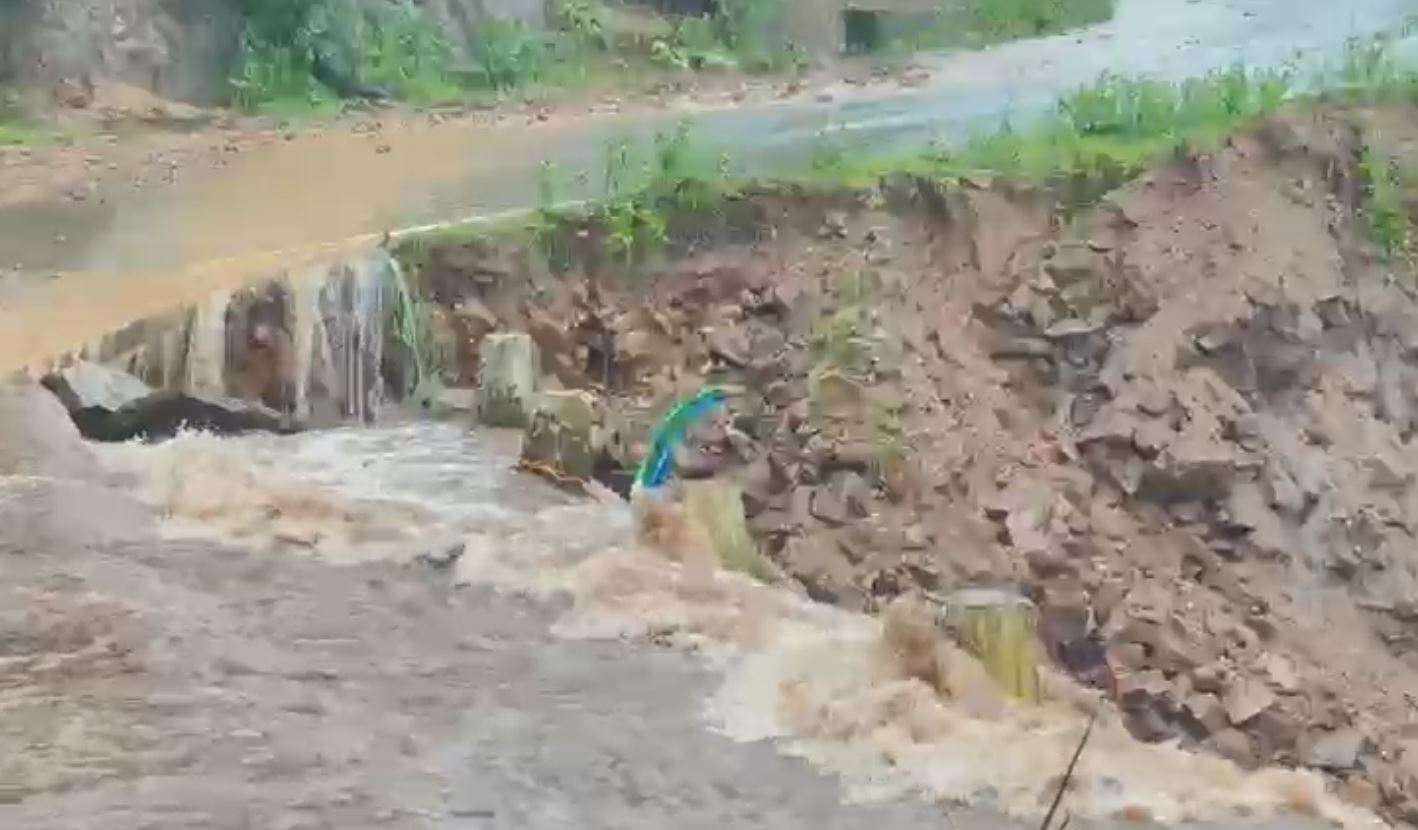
[404,100,1418,823]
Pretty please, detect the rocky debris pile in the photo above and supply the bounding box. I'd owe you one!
[966,119,1418,810]
[402,104,1418,823]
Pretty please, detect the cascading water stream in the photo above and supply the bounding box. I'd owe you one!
[72,246,428,429]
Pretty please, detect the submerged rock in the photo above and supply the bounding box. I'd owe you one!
[42,360,151,413]
[42,360,290,442]
[522,389,599,481]
[70,392,289,442]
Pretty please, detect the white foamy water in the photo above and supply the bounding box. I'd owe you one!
[96,422,1388,830]
[94,421,579,564]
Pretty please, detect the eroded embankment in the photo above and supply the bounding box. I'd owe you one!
[377,100,1418,825]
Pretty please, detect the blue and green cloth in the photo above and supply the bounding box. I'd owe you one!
[633,386,729,492]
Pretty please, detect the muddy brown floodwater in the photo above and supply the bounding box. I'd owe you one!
[0,380,1377,830]
[0,393,951,830]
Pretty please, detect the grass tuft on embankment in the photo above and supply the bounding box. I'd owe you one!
[809,66,1294,188]
[812,36,1418,188]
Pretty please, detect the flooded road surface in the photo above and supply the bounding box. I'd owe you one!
[0,0,1413,377]
[2,416,1365,830]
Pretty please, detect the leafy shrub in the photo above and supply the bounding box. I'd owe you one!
[1360,142,1415,263]
[360,3,461,103]
[554,0,610,51]
[466,19,547,91]
[964,0,1116,41]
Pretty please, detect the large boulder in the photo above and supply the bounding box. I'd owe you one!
[69,392,289,442]
[43,360,150,413]
[522,389,598,480]
[477,333,541,428]
[42,360,288,442]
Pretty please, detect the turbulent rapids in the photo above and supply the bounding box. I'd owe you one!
[91,420,1380,829]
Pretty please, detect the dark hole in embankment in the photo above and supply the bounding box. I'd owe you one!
[842,9,883,54]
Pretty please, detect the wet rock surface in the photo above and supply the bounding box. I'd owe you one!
[42,361,289,442]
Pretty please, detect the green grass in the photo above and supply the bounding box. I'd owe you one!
[0,89,54,146]
[616,123,732,258]
[961,0,1116,42]
[225,0,787,114]
[811,65,1295,189]
[1359,139,1415,263]
[529,121,732,265]
[359,4,465,103]
[887,0,1117,55]
[0,121,53,146]
[814,32,1418,196]
[229,0,552,113]
[229,37,344,116]
[399,123,732,273]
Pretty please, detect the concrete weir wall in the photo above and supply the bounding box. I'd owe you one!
[26,248,416,429]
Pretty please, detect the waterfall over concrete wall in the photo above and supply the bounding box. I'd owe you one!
[66,247,416,428]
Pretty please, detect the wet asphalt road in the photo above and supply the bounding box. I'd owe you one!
[1,0,1414,282]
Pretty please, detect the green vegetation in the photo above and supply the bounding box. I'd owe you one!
[887,0,1116,55]
[227,0,797,115]
[388,250,458,406]
[603,123,732,262]
[0,120,50,146]
[225,0,1124,115]
[230,0,590,113]
[1359,139,1415,264]
[813,66,1294,190]
[641,0,796,73]
[650,17,737,71]
[0,89,53,146]
[961,0,1116,42]
[529,121,732,265]
[714,0,795,72]
[802,32,1418,208]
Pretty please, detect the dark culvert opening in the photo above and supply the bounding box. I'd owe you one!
[842,9,883,54]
